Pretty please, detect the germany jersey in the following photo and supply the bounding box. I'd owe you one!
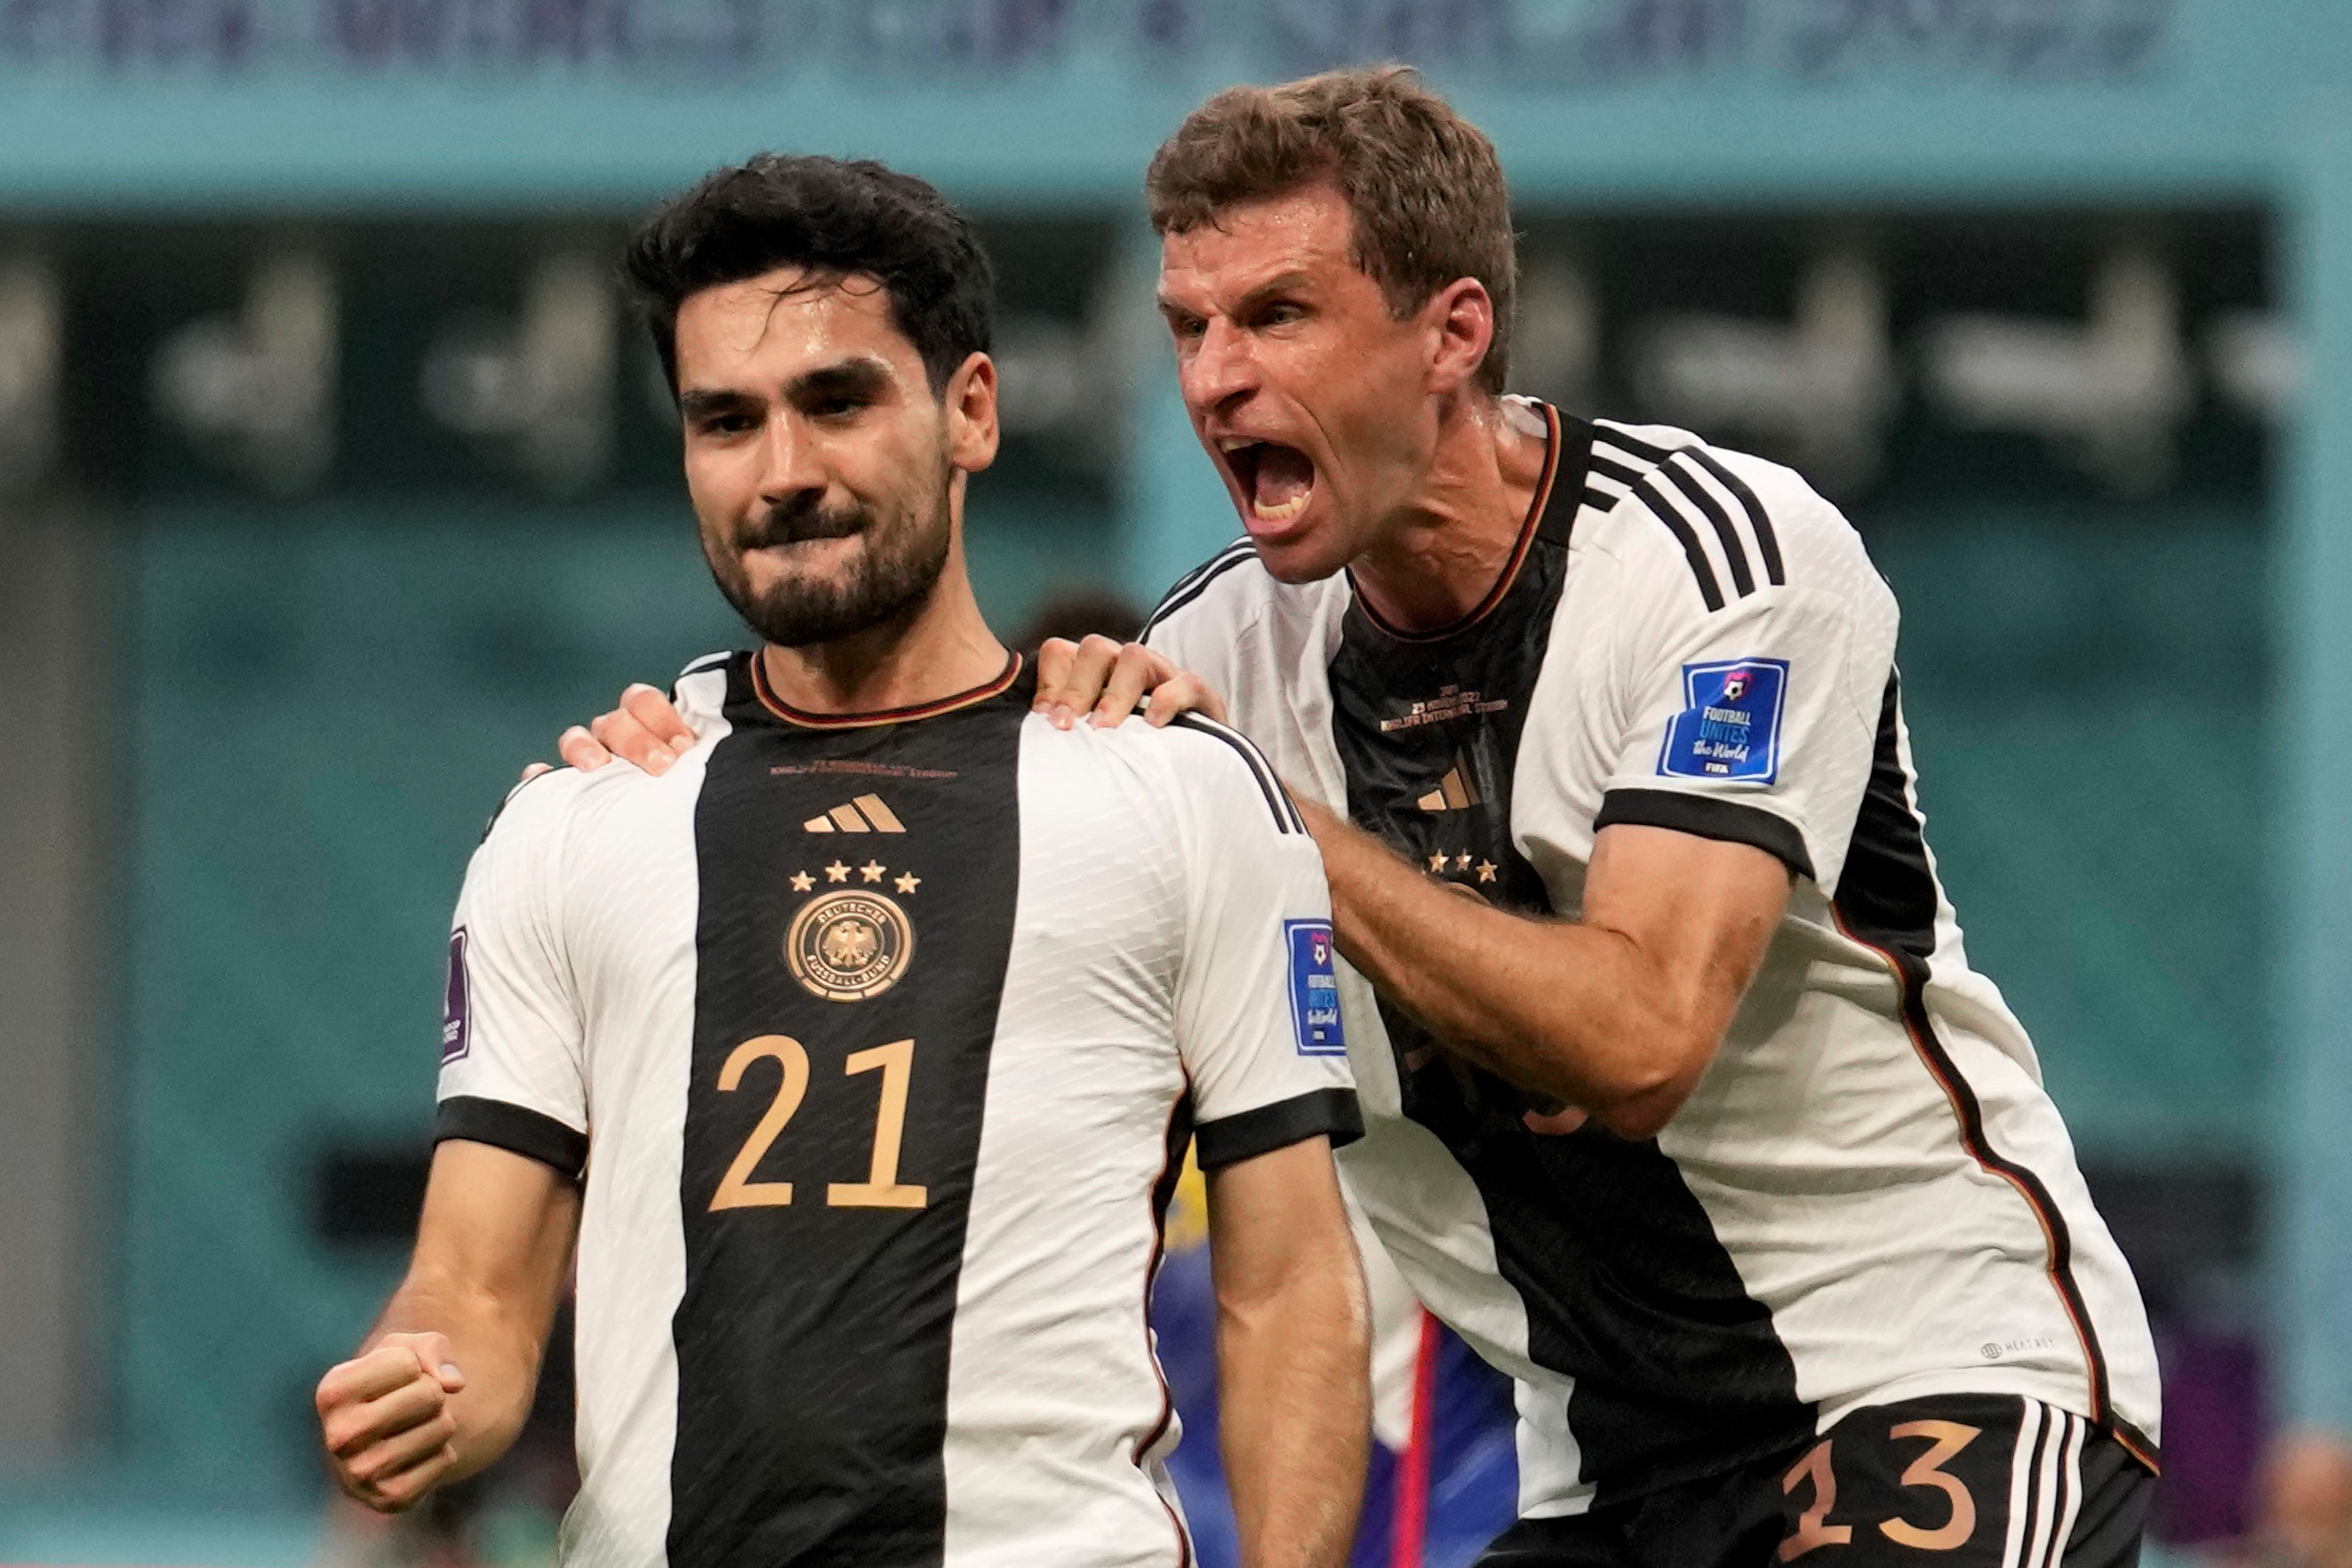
[1142,398,2160,1520]
[433,653,1361,1567]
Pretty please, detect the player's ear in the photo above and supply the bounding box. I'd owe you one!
[941,351,1000,476]
[1421,277,1494,399]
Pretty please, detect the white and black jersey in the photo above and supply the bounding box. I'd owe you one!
[1143,400,2159,1520]
[434,653,1359,1567]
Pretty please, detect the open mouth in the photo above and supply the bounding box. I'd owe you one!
[1218,439,1316,526]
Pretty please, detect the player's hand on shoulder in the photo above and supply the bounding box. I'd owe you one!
[315,1332,466,1513]
[542,682,697,778]
[1033,634,1228,730]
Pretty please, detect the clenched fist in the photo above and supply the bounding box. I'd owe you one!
[315,1332,467,1512]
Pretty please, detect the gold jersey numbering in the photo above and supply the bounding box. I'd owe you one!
[709,1035,928,1212]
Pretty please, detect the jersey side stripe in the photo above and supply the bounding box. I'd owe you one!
[1685,446,1788,586]
[1581,484,1618,515]
[678,652,732,678]
[1590,453,1645,486]
[1140,1093,1196,1568]
[1658,455,1758,598]
[1142,541,1256,640]
[1631,475,1727,612]
[1170,712,1305,834]
[1832,675,2124,1448]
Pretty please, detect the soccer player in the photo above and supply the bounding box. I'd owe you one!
[566,73,2161,1568]
[313,154,1372,1568]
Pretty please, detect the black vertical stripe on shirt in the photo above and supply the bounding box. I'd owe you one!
[669,654,1028,1568]
[1326,425,1811,1504]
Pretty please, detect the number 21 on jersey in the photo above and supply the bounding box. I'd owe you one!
[708,1034,927,1211]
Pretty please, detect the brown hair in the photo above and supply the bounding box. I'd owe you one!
[1145,64,1515,395]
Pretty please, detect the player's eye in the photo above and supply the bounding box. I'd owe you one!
[1255,300,1307,328]
[697,411,758,436]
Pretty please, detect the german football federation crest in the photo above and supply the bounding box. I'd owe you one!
[782,856,921,1001]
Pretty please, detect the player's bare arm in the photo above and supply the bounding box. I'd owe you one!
[316,1138,579,1512]
[1301,799,1790,1140]
[1204,1134,1370,1568]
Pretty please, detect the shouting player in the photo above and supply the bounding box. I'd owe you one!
[314,155,1372,1568]
[568,73,2161,1568]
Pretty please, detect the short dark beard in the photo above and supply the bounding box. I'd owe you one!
[705,463,955,649]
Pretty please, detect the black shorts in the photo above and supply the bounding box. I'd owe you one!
[1477,1394,2153,1568]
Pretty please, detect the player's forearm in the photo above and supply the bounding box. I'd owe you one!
[1214,1248,1370,1568]
[365,1270,546,1481]
[1298,801,1704,1134]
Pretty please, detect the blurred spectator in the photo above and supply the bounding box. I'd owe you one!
[2236,1431,2352,1568]
[1009,588,1144,658]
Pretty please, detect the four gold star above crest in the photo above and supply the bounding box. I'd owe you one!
[789,870,815,893]
[825,861,851,883]
[895,872,920,895]
[860,860,887,883]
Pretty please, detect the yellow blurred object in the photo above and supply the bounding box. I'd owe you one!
[1165,1141,1208,1254]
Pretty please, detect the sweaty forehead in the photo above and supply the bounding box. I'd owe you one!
[1158,186,1359,301]
[674,268,914,383]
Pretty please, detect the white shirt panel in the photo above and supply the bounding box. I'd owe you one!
[440,776,589,1137]
[940,712,1355,1566]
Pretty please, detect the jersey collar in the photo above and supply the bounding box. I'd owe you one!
[750,649,1025,730]
[1346,400,1589,645]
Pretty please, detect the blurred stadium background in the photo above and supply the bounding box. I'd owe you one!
[4,3,2352,1564]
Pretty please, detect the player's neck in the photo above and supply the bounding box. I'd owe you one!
[758,542,1009,718]
[1346,394,1551,633]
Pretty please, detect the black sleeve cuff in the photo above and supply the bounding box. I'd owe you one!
[1194,1088,1363,1169]
[1594,788,1814,882]
[435,1096,589,1182]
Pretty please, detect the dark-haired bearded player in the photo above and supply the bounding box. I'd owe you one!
[318,153,1370,1568]
[564,72,2160,1568]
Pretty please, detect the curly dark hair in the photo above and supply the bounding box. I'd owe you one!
[625,153,995,396]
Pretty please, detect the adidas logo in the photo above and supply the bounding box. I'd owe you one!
[803,793,906,834]
[1416,760,1482,814]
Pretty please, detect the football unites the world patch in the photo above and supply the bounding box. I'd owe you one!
[1657,658,1789,784]
[441,928,470,1064]
[1285,919,1347,1056]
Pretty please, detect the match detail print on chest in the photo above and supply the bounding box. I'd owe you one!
[1333,571,1564,920]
